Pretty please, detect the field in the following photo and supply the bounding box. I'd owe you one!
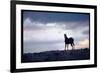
[22,48,90,63]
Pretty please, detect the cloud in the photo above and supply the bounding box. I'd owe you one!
[82,29,89,35]
[24,27,64,42]
[23,17,89,48]
[24,17,89,31]
[23,12,89,53]
[75,39,89,49]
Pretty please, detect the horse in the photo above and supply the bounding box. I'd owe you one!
[64,34,75,51]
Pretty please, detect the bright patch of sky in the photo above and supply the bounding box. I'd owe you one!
[23,11,89,53]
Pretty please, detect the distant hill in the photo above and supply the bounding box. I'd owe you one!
[22,48,90,63]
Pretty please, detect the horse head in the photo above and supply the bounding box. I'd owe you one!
[64,34,67,38]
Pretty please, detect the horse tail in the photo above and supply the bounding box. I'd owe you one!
[73,42,75,46]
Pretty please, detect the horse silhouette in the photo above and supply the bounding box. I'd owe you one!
[64,34,75,51]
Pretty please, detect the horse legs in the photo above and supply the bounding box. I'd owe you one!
[65,43,66,51]
[67,44,69,50]
[65,44,69,51]
[71,43,75,50]
[73,43,75,49]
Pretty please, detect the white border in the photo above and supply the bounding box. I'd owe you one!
[16,4,95,69]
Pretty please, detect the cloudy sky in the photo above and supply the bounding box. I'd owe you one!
[23,11,90,53]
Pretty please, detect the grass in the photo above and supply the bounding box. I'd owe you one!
[22,48,90,63]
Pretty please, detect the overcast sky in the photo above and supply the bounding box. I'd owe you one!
[23,11,90,53]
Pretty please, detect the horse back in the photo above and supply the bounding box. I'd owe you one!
[69,37,74,43]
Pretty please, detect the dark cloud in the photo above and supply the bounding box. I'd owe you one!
[23,10,89,31]
[23,11,89,23]
[24,19,89,31]
[61,21,89,30]
[82,30,89,35]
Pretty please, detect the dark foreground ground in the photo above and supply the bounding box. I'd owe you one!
[22,48,90,63]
